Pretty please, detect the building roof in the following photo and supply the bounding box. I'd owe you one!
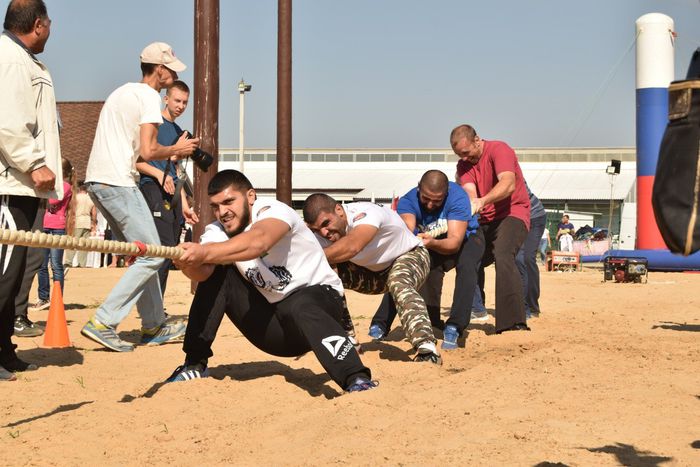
[58,101,103,181]
[214,160,638,202]
[520,161,636,201]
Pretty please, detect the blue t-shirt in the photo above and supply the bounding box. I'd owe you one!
[397,181,479,239]
[525,183,546,219]
[139,118,181,186]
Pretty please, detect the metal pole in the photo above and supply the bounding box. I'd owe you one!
[237,78,251,173]
[276,0,292,206]
[239,89,245,172]
[607,173,616,248]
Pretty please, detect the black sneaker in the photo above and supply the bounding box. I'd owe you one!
[0,356,38,372]
[14,316,45,337]
[495,323,531,334]
[166,362,209,382]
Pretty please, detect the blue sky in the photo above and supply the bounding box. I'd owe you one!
[40,0,700,149]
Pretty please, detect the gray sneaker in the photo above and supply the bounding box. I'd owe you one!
[29,299,50,312]
[0,365,16,381]
[470,310,489,323]
[81,318,134,352]
[140,319,186,346]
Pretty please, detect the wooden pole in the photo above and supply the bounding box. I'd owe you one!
[193,0,220,240]
[192,0,219,292]
[276,0,292,206]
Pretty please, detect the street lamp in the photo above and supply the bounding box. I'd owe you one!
[238,78,252,172]
[606,159,621,247]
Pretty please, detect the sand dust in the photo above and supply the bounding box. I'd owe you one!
[2,265,699,466]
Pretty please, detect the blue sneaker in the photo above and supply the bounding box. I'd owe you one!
[166,363,210,382]
[368,324,385,341]
[441,324,459,350]
[345,376,378,393]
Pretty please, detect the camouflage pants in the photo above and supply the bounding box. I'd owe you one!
[336,246,435,349]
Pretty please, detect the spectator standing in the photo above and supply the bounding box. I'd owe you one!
[556,214,575,252]
[34,158,75,309]
[63,183,96,268]
[0,0,60,379]
[539,226,551,264]
[81,42,199,352]
[136,80,198,297]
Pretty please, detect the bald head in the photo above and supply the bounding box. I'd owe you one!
[450,124,477,147]
[419,170,449,194]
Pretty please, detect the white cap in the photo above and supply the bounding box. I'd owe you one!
[140,42,186,72]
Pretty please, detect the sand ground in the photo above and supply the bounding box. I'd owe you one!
[1,265,698,466]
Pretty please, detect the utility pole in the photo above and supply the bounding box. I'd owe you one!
[192,0,219,241]
[192,0,219,292]
[276,0,292,206]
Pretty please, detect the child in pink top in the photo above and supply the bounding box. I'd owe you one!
[35,159,75,306]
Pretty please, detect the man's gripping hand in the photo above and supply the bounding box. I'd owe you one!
[174,242,214,282]
[175,242,208,267]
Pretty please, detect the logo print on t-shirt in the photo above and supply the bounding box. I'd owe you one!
[244,268,266,288]
[268,265,292,291]
[243,265,293,292]
[352,212,366,222]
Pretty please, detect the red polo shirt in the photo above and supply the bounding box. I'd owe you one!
[456,140,530,230]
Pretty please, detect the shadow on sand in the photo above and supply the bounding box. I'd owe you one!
[3,401,94,428]
[651,321,700,332]
[584,442,672,466]
[119,360,340,402]
[17,346,84,367]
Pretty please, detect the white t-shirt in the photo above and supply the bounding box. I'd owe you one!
[200,198,344,303]
[318,202,421,272]
[85,82,163,186]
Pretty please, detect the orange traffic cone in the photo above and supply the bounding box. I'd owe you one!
[43,280,71,348]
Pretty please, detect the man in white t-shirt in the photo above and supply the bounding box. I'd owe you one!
[81,42,200,353]
[303,194,441,365]
[167,170,375,393]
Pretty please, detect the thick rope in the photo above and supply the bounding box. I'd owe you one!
[0,229,183,260]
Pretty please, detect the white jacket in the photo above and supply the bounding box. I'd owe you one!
[0,32,63,199]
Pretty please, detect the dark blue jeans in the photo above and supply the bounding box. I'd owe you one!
[371,229,485,336]
[38,228,65,301]
[516,214,546,314]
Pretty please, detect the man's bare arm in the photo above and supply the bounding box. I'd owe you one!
[481,171,516,206]
[399,213,417,233]
[419,219,467,255]
[139,123,200,161]
[462,172,515,214]
[176,218,290,269]
[323,224,378,264]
